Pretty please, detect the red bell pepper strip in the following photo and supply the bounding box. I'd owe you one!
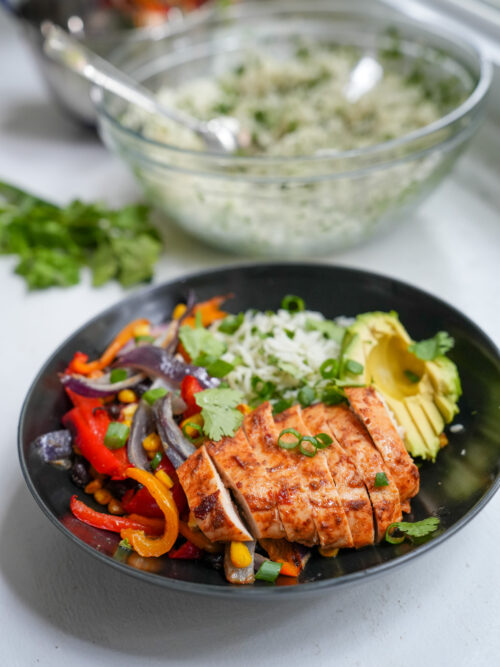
[158,455,187,515]
[168,540,203,560]
[62,403,129,479]
[122,485,164,519]
[180,375,203,418]
[70,496,164,536]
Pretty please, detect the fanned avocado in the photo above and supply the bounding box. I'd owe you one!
[342,311,461,460]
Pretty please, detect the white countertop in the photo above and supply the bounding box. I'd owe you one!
[1,9,499,667]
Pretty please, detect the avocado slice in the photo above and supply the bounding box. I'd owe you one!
[343,312,461,460]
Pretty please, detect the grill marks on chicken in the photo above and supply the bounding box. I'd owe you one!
[302,404,375,548]
[345,387,419,511]
[244,404,317,546]
[274,405,354,549]
[178,388,418,550]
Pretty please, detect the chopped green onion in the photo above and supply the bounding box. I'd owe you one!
[195,310,203,328]
[135,335,155,344]
[255,560,282,583]
[299,435,318,457]
[374,472,389,487]
[143,387,168,406]
[385,524,405,544]
[218,312,244,334]
[320,358,339,379]
[104,422,129,449]
[345,359,364,375]
[321,384,346,405]
[150,452,163,470]
[182,422,203,443]
[251,376,276,400]
[272,398,292,415]
[278,428,301,450]
[298,386,316,407]
[110,368,127,383]
[404,370,420,383]
[113,538,133,562]
[284,329,295,340]
[314,433,333,449]
[281,295,305,313]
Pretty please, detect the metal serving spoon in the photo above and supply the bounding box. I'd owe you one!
[42,23,248,154]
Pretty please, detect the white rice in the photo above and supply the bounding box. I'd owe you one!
[210,308,343,405]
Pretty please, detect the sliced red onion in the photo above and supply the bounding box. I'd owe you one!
[60,371,146,398]
[116,345,220,390]
[33,429,73,462]
[153,394,196,469]
[127,400,155,471]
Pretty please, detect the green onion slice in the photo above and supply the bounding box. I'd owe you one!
[113,538,133,562]
[135,335,155,344]
[281,295,305,313]
[182,422,203,443]
[143,387,168,406]
[110,368,127,383]
[255,560,283,583]
[314,433,333,449]
[374,472,389,487]
[298,385,316,407]
[150,452,163,471]
[344,359,364,375]
[104,422,129,450]
[320,358,339,379]
[385,523,406,545]
[299,436,318,457]
[278,428,301,450]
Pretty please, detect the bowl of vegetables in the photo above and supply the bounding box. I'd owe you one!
[95,0,492,256]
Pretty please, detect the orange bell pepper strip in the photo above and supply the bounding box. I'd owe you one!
[178,520,222,554]
[69,318,150,376]
[120,468,179,557]
[181,296,229,329]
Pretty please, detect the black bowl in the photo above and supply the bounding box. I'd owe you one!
[18,264,500,598]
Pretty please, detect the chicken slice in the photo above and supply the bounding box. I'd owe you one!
[243,403,318,546]
[177,445,252,543]
[324,404,402,541]
[274,405,354,549]
[345,386,420,509]
[302,404,374,548]
[206,428,285,539]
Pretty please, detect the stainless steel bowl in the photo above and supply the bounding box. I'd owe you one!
[3,0,212,126]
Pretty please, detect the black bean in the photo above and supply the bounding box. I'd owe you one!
[70,456,91,488]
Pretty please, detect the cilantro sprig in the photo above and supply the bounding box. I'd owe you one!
[385,517,440,544]
[408,332,454,361]
[194,388,244,441]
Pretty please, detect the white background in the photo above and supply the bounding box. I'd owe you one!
[1,8,499,667]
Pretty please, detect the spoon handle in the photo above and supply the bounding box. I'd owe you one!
[42,23,200,132]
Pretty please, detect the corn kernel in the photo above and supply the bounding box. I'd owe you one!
[142,433,161,452]
[118,389,137,404]
[108,499,124,515]
[155,470,174,489]
[237,403,252,415]
[94,489,112,505]
[318,546,339,558]
[172,303,187,320]
[133,323,151,337]
[84,479,102,494]
[147,450,157,460]
[122,403,138,421]
[230,541,252,569]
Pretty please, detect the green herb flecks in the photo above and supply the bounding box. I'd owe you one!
[374,472,389,487]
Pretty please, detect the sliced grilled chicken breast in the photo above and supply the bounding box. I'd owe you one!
[207,428,285,539]
[244,403,318,546]
[274,405,354,549]
[302,404,374,548]
[177,445,252,543]
[324,404,402,541]
[345,387,419,509]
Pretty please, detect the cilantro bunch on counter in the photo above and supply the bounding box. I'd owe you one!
[0,181,162,289]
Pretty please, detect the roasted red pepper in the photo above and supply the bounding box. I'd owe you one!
[122,485,164,518]
[168,540,203,560]
[70,496,164,536]
[63,401,129,479]
[180,375,203,418]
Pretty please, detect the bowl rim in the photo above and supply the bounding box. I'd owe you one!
[95,0,493,165]
[17,262,500,599]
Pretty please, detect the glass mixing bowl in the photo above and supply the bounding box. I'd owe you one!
[95,0,492,256]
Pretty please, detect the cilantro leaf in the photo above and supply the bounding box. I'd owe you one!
[218,313,244,334]
[305,319,345,344]
[408,332,454,361]
[179,325,226,361]
[385,517,440,544]
[195,388,244,441]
